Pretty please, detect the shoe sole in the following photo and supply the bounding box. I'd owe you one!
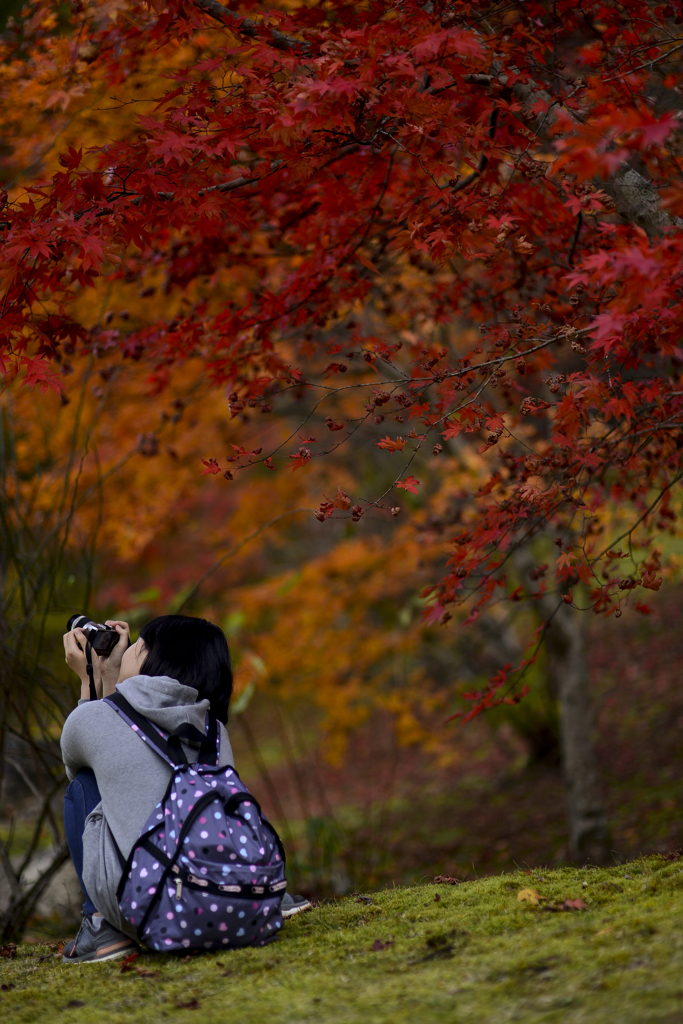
[62,945,138,964]
[282,901,312,918]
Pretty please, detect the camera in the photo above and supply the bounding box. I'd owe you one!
[67,614,120,656]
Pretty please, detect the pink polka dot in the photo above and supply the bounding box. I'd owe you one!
[219,923,227,932]
[148,887,156,894]
[166,912,174,920]
[217,845,224,852]
[210,904,218,912]
[199,817,207,824]
[165,938,173,945]
[188,850,195,858]
[231,788,238,794]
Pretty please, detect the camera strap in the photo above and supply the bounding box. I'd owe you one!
[85,638,97,701]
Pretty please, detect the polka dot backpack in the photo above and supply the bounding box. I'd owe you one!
[104,691,287,952]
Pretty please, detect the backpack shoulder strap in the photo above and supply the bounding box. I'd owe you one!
[104,692,182,768]
[168,717,220,766]
[104,692,220,768]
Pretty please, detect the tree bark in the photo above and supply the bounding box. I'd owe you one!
[545,606,611,864]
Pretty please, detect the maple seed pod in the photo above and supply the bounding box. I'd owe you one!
[432,444,443,455]
[515,357,526,375]
[569,295,580,307]
[455,567,467,578]
[391,507,401,516]
[571,340,587,354]
[314,510,325,522]
[374,414,384,424]
[223,470,233,481]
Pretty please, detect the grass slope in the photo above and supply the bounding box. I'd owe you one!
[2,857,682,1024]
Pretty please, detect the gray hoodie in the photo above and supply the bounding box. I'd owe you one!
[60,674,235,934]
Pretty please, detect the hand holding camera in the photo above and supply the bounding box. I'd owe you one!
[63,615,131,700]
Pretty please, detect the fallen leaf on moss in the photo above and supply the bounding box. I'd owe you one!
[433,875,461,885]
[175,999,200,1010]
[371,939,395,951]
[562,898,587,911]
[64,1000,85,1008]
[517,888,543,906]
[120,952,141,973]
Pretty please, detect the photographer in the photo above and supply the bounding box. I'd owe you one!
[61,614,237,962]
[61,613,309,962]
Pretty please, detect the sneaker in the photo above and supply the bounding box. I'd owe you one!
[63,913,138,964]
[281,892,312,918]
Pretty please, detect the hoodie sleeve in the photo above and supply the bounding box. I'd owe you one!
[60,703,98,782]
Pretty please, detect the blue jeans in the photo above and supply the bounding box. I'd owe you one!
[64,769,101,916]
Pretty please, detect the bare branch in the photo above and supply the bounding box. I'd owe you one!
[193,0,306,51]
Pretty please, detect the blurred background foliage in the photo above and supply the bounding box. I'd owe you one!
[0,0,681,942]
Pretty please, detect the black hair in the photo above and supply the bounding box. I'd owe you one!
[139,615,233,724]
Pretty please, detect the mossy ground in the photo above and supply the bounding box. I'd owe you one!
[3,856,682,1024]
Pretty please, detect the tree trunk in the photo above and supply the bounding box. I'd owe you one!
[546,606,611,865]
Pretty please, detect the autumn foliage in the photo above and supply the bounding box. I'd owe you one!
[2,0,683,725]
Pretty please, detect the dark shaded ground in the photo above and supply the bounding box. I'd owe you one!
[234,589,683,896]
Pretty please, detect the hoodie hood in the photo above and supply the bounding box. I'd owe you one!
[115,674,210,738]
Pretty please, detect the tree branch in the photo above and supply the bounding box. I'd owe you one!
[464,69,678,238]
[193,0,306,51]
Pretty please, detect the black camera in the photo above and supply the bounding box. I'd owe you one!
[67,614,120,656]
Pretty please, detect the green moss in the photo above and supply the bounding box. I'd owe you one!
[3,856,682,1023]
